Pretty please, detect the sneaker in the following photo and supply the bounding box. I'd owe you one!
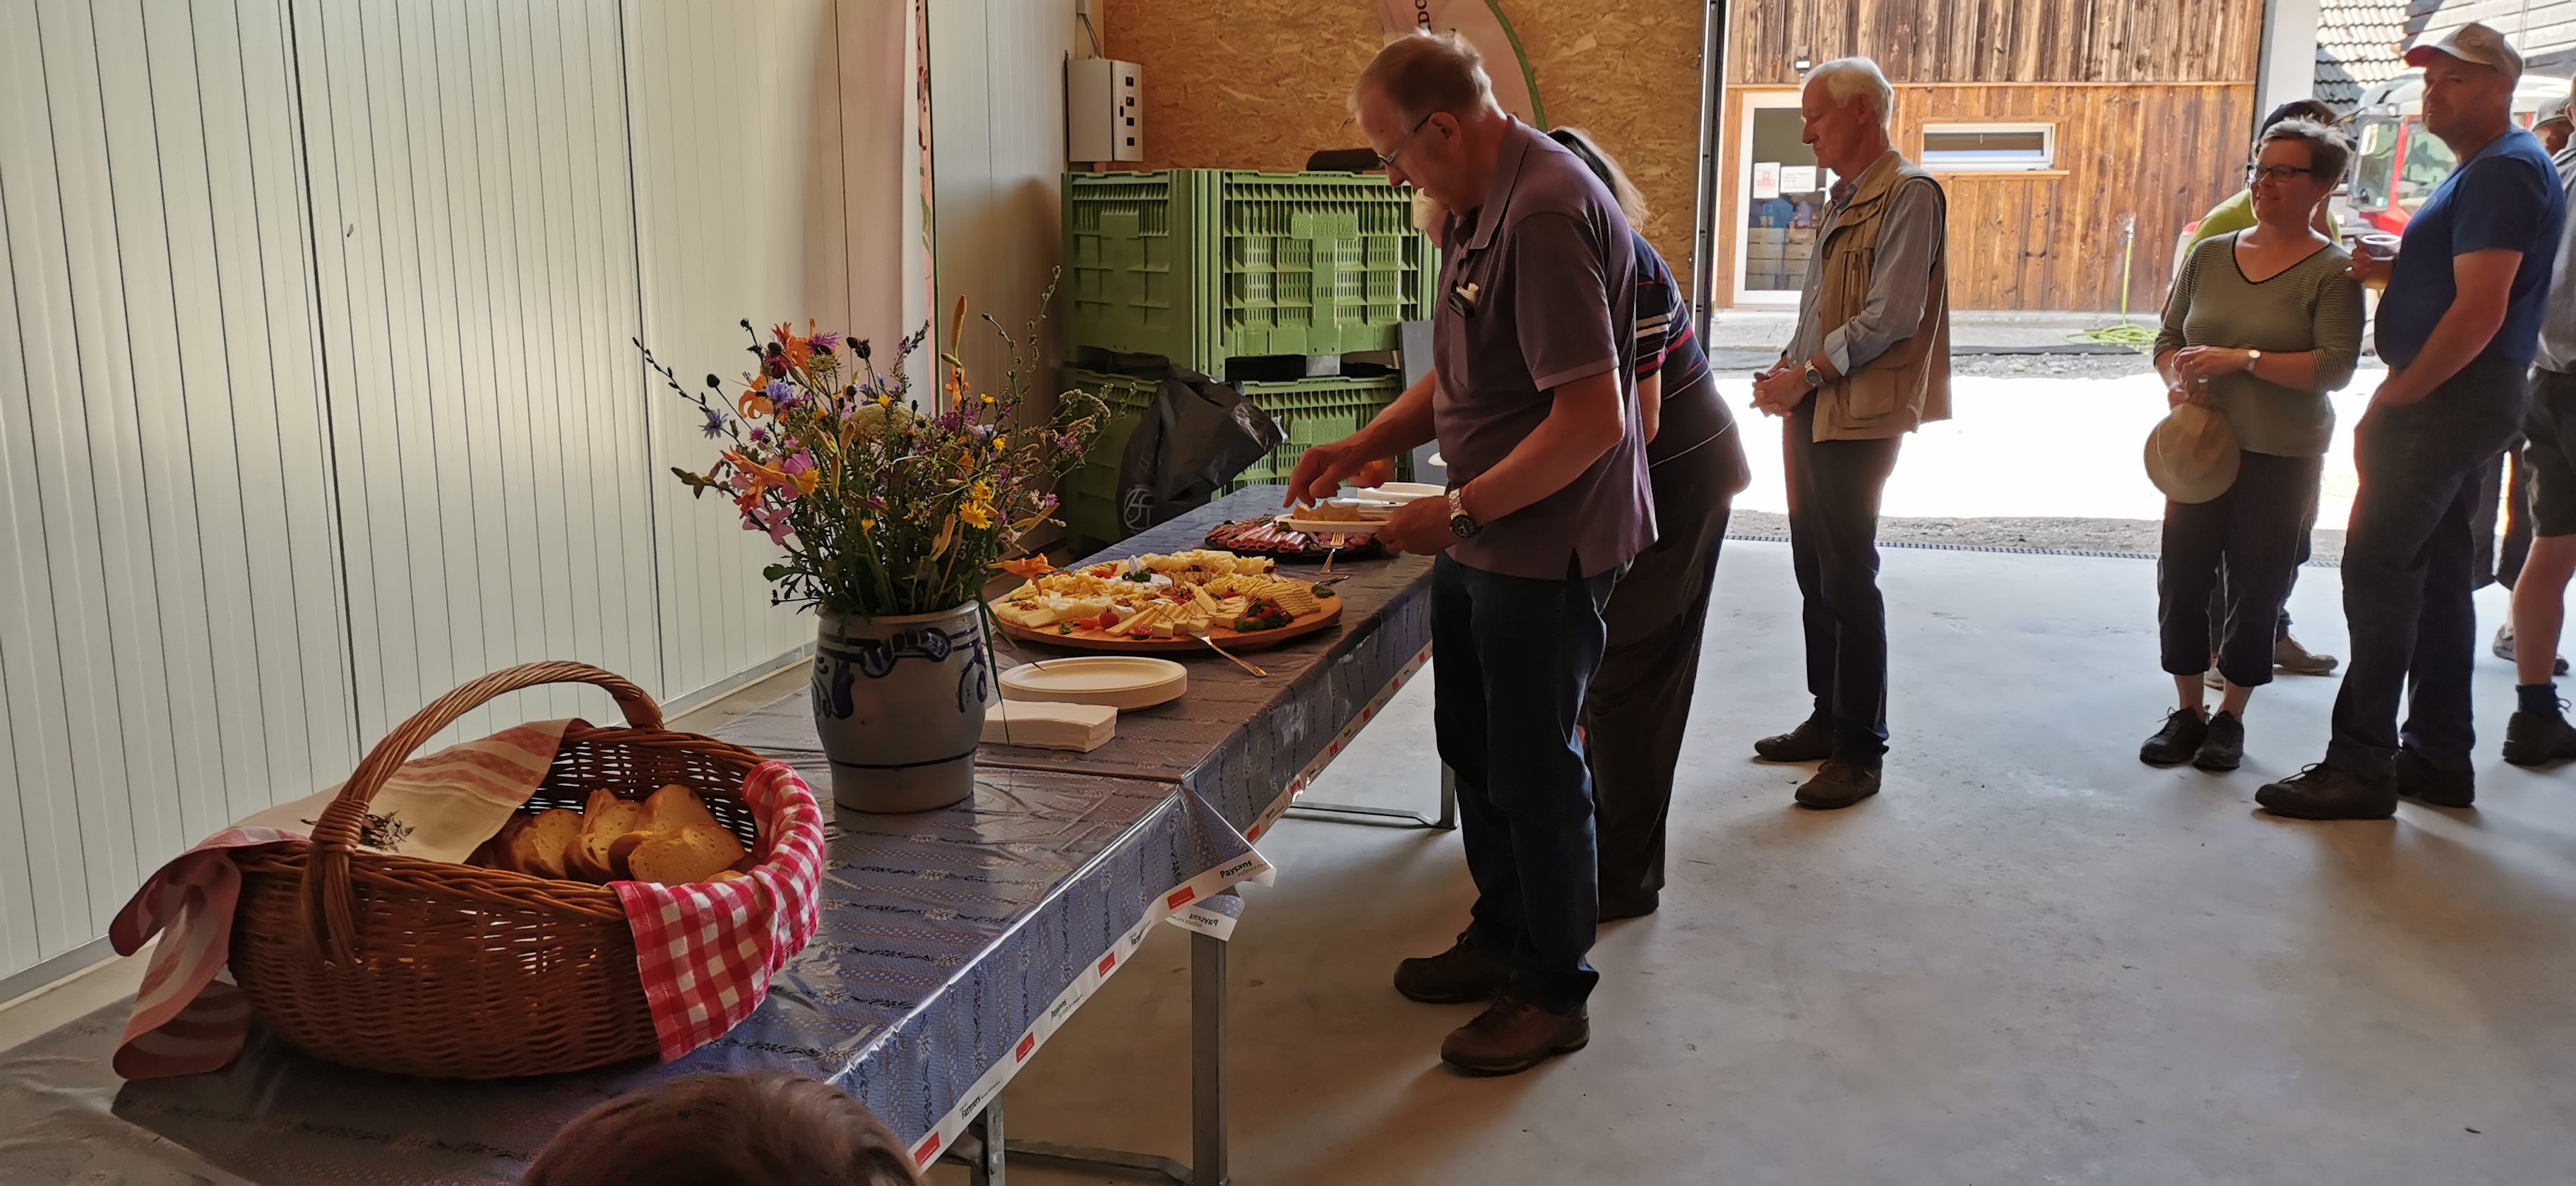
[2492,623,2571,676]
[2139,709,2209,767]
[2393,748,2474,808]
[1753,718,1834,762]
[2255,763,2396,821]
[2274,633,2339,676]
[2202,668,2225,690]
[1438,994,1589,1075]
[2503,707,2576,767]
[2193,711,2244,772]
[1793,760,1880,809]
[1393,935,1509,1004]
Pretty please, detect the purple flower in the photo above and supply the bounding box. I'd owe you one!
[767,378,795,402]
[699,407,728,438]
[749,426,770,445]
[810,331,841,352]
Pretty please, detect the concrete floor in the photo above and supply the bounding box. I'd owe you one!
[963,541,2576,1185]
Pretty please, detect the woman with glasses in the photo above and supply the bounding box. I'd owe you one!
[2140,119,2365,772]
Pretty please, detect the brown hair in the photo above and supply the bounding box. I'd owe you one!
[1547,127,1651,228]
[1353,30,1495,122]
[2261,118,2351,186]
[522,1072,923,1186]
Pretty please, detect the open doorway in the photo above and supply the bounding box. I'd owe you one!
[1731,92,1829,306]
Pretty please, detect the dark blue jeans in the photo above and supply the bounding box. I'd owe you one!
[1785,397,1902,765]
[2326,359,2528,777]
[1432,553,1619,1016]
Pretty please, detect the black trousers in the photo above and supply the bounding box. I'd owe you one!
[1784,397,1902,765]
[2327,359,2527,777]
[2164,451,2324,689]
[2470,440,2534,589]
[1433,553,1618,1015]
[1585,380,1747,909]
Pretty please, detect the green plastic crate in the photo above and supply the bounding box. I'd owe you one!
[1063,170,1440,371]
[1056,367,1405,547]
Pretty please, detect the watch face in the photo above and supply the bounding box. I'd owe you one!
[1450,513,1479,539]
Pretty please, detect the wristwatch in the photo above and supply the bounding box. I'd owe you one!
[1447,485,1482,539]
[1803,362,1826,390]
[2243,349,2262,372]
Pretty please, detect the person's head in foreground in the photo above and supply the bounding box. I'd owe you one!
[2405,22,2522,148]
[2248,119,2351,229]
[2535,95,2574,156]
[521,1072,923,1186]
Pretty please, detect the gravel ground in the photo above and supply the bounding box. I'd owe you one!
[1728,509,2347,565]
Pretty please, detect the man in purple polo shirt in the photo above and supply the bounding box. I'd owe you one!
[1287,31,1652,1075]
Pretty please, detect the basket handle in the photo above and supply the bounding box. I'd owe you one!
[304,661,666,964]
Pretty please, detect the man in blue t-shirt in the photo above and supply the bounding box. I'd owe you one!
[2259,22,2568,820]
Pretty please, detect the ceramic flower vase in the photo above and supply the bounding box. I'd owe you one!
[812,604,991,813]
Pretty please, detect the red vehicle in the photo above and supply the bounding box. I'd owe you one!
[2340,69,2572,234]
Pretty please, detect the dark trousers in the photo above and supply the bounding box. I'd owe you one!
[2164,452,2324,688]
[1432,553,1618,1015]
[2327,360,2528,777]
[1585,402,1746,909]
[1784,397,1902,765]
[2207,477,2320,652]
[2471,441,2533,589]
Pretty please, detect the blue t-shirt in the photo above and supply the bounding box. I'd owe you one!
[2377,126,2567,371]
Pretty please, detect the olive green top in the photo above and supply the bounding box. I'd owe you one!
[2155,232,2365,457]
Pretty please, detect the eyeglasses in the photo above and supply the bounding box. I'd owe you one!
[1375,113,1436,172]
[2245,163,2318,184]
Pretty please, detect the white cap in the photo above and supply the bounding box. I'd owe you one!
[2539,96,2575,128]
[2406,22,2524,80]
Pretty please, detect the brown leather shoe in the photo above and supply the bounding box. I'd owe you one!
[1393,935,1509,1003]
[1794,760,1880,810]
[1439,994,1589,1075]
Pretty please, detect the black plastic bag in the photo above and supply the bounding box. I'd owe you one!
[1114,369,1284,537]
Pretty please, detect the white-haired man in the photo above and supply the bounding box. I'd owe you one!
[1288,30,1651,1074]
[1746,57,1951,808]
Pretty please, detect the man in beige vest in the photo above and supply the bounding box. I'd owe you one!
[1748,56,1952,809]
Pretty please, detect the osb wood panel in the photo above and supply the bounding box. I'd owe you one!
[1731,0,2263,85]
[1715,84,2251,311]
[1101,0,1710,289]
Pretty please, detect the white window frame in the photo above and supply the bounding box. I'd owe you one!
[1920,122,2057,173]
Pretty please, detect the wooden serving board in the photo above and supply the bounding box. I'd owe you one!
[999,597,1342,654]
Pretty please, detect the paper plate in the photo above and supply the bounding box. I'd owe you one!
[1000,657,1188,709]
[1359,481,1443,503]
[1279,515,1383,535]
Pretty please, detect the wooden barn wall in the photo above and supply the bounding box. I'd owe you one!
[1100,0,1710,289]
[1715,84,2255,311]
[1731,0,2265,85]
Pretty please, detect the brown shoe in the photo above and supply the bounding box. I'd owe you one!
[1393,935,1509,1003]
[1794,760,1880,810]
[1438,994,1589,1075]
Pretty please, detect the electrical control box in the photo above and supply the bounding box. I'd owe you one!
[1067,58,1143,164]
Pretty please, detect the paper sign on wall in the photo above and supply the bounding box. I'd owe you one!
[1779,165,1818,194]
[1375,1,1542,124]
[1752,162,1782,200]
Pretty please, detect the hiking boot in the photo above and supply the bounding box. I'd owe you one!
[1438,994,1589,1075]
[2255,763,2396,821]
[2193,711,2244,772]
[1793,760,1880,809]
[2139,709,2209,767]
[2492,623,2570,676]
[1394,935,1509,1004]
[2393,748,2474,808]
[1753,718,1834,762]
[2503,707,2576,767]
[2274,633,2339,676]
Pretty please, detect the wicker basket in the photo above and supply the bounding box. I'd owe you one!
[229,661,773,1079]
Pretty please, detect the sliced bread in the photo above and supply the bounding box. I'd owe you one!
[624,823,749,886]
[645,784,723,834]
[504,808,583,880]
[568,789,650,882]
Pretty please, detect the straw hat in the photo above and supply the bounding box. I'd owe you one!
[2145,403,2240,503]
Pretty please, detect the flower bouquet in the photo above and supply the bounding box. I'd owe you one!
[637,290,1103,811]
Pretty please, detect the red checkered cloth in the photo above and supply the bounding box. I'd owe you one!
[614,760,825,1059]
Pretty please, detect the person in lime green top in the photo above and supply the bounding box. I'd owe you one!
[2185,100,2347,251]
[2177,97,2349,683]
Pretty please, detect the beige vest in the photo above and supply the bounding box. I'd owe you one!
[1811,152,1952,441]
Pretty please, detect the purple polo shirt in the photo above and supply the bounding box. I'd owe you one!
[1433,121,1654,580]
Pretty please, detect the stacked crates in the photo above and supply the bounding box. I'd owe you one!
[1059,169,1436,544]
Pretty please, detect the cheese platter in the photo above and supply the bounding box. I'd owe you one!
[992,550,1344,654]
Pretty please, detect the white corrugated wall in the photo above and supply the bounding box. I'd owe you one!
[0,0,950,988]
